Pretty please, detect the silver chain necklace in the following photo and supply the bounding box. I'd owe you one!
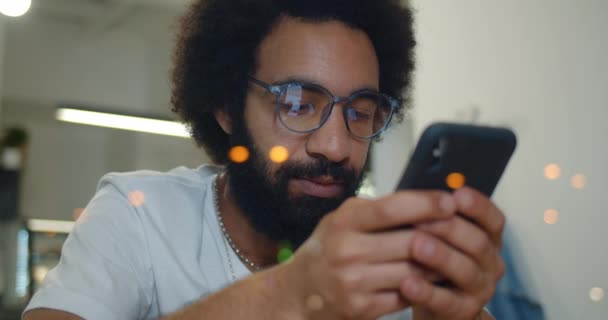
[213,174,261,281]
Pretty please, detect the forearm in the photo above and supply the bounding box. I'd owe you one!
[161,264,304,320]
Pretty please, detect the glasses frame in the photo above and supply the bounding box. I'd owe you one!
[248,76,399,140]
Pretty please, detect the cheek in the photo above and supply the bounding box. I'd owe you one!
[244,102,306,164]
[352,141,371,173]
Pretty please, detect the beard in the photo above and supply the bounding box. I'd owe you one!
[226,120,366,249]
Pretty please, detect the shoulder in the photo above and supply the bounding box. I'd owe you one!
[97,164,222,195]
[88,164,223,234]
[71,164,224,246]
[68,165,224,247]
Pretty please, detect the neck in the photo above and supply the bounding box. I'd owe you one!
[216,173,280,270]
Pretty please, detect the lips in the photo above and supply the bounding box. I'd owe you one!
[290,176,345,198]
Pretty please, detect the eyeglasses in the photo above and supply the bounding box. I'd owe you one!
[248,76,399,140]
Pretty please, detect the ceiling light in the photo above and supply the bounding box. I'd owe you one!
[28,219,75,234]
[56,108,190,138]
[0,0,31,17]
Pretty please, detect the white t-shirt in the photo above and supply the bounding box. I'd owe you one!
[24,165,410,320]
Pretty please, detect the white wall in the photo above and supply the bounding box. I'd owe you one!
[1,9,208,222]
[382,0,607,319]
[371,117,415,196]
[4,17,149,112]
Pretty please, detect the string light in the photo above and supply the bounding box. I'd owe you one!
[277,248,294,264]
[128,191,146,207]
[590,287,604,302]
[544,163,561,180]
[446,172,466,190]
[571,174,587,190]
[229,146,250,163]
[277,241,294,264]
[544,209,559,225]
[269,146,289,163]
[72,208,85,220]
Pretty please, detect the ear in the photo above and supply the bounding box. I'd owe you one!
[213,107,233,134]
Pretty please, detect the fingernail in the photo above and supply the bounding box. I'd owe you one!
[439,194,456,213]
[421,240,435,257]
[458,190,474,209]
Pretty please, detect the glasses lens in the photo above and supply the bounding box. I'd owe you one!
[345,92,393,138]
[277,84,331,132]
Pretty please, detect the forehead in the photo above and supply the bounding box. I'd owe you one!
[254,17,380,95]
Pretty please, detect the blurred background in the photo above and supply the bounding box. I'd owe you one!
[0,0,606,319]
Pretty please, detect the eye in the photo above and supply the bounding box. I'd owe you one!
[281,102,316,117]
[346,107,373,122]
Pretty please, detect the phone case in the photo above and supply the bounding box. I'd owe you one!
[396,122,517,197]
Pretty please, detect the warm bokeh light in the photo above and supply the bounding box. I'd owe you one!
[571,174,587,190]
[590,287,604,302]
[0,0,31,17]
[544,163,561,180]
[544,209,559,225]
[128,191,146,207]
[72,208,85,220]
[269,146,289,163]
[306,294,325,311]
[32,266,49,283]
[228,146,250,163]
[446,172,466,190]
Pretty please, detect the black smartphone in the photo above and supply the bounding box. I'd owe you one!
[395,122,517,197]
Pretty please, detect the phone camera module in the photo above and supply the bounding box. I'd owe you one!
[432,147,441,158]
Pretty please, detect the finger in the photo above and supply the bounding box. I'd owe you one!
[356,229,446,283]
[453,187,506,247]
[410,232,484,293]
[358,230,416,263]
[417,217,496,270]
[365,291,410,319]
[349,191,456,232]
[400,276,481,319]
[359,262,441,291]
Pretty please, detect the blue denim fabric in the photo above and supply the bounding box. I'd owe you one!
[487,230,545,319]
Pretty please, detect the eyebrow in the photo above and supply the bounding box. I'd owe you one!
[272,76,381,96]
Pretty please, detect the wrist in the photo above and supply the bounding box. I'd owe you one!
[262,262,307,320]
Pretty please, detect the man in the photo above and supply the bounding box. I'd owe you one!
[24,0,505,319]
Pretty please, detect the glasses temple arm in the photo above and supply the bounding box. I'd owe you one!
[248,76,284,96]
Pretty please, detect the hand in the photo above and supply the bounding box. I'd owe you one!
[285,191,458,320]
[399,187,506,320]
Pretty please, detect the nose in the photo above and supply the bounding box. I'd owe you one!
[305,104,351,164]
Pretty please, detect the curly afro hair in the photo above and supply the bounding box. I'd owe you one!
[171,0,416,165]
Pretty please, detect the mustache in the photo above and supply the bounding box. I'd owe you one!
[276,159,357,183]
